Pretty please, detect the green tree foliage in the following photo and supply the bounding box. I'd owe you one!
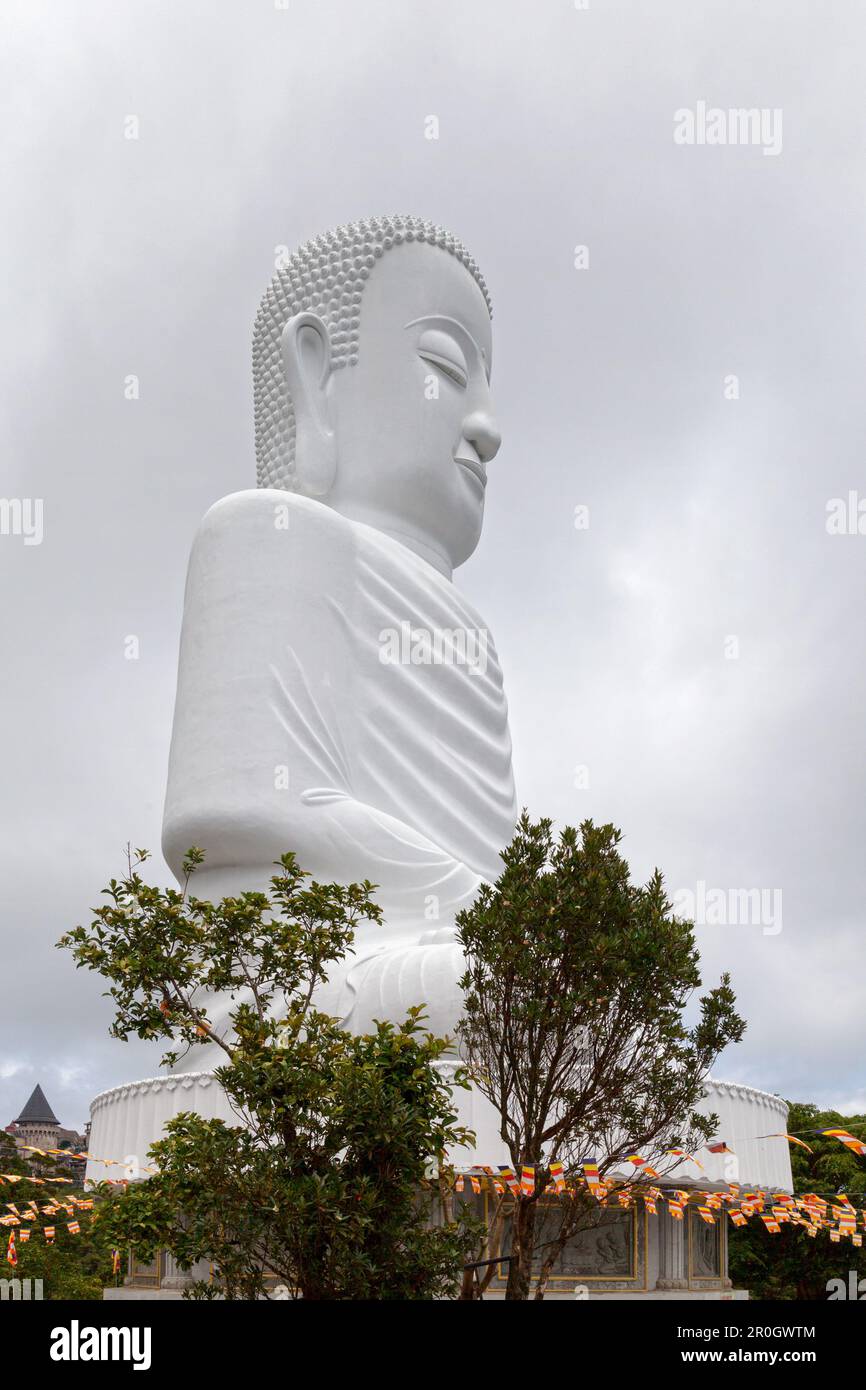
[60,849,479,1299]
[729,1103,866,1300]
[457,814,746,1300]
[0,1132,113,1299]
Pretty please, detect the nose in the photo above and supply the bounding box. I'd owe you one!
[462,409,502,464]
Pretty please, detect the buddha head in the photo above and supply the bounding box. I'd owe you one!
[252,215,501,576]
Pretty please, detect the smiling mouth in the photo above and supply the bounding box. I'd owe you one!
[455,454,487,487]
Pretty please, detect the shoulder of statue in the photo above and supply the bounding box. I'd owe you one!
[190,488,358,572]
[182,489,362,628]
[196,488,350,541]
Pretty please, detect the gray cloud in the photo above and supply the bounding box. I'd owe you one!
[2,0,864,1131]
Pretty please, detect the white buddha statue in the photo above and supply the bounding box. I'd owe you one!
[162,215,518,1062]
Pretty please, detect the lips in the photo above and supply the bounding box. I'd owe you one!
[455,452,487,487]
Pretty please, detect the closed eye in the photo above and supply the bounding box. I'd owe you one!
[418,350,468,389]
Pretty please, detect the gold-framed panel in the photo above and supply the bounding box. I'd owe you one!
[687,1204,724,1286]
[478,1192,647,1290]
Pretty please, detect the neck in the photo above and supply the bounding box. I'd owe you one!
[332,502,453,580]
[381,525,453,580]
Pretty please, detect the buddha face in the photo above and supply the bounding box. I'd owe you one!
[283,241,501,575]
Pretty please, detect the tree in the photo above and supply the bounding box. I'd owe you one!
[456,813,747,1300]
[729,1103,866,1299]
[60,849,480,1299]
[0,1132,113,1299]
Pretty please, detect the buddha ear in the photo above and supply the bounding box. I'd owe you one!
[280,312,337,496]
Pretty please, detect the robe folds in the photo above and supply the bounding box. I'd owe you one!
[163,488,518,1044]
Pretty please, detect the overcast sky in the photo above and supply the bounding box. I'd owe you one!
[2,0,864,1132]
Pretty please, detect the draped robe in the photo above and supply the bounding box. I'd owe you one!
[163,488,518,1048]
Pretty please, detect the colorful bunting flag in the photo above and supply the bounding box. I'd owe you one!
[820,1129,866,1157]
[498,1167,520,1197]
[771,1133,814,1154]
[665,1150,704,1169]
[582,1162,603,1197]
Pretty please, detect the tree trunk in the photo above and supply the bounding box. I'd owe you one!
[505,1198,536,1300]
[534,1251,556,1300]
[533,1231,569,1301]
[480,1202,506,1297]
[533,1213,576,1300]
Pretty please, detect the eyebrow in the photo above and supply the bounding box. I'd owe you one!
[404,314,491,382]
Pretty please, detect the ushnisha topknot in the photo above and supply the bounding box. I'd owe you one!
[252,214,492,491]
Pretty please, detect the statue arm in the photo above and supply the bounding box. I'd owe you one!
[163,773,483,924]
[295,786,484,922]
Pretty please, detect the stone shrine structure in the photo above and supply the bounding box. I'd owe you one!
[6,1083,87,1180]
[8,1083,62,1152]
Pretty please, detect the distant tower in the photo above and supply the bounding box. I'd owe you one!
[12,1084,61,1151]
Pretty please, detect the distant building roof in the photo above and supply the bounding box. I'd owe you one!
[14,1084,59,1126]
